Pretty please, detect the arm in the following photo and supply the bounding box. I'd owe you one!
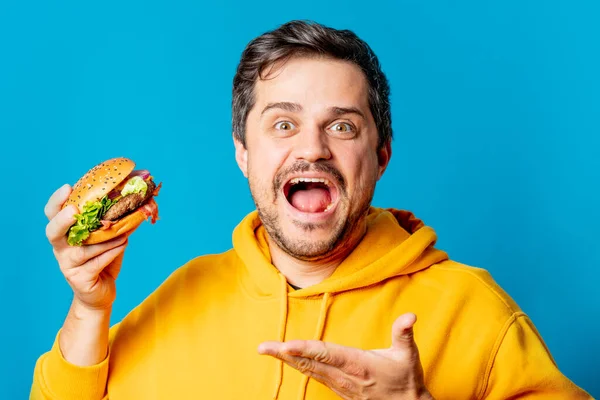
[30,185,128,400]
[60,299,112,366]
[30,309,119,400]
[481,313,592,399]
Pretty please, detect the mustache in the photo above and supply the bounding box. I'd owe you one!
[273,161,346,195]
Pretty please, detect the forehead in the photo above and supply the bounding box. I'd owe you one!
[253,56,370,111]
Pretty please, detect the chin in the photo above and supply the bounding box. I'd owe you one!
[270,216,345,259]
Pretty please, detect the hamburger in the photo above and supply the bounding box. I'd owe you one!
[64,157,161,246]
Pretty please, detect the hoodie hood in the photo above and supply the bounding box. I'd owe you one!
[232,207,449,298]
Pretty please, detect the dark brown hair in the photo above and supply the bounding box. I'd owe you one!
[232,20,392,149]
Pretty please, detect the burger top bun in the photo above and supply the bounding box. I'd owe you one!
[63,157,135,212]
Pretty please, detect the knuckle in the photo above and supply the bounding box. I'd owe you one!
[350,364,369,380]
[45,221,62,244]
[68,246,87,266]
[53,249,66,269]
[45,221,54,240]
[335,376,353,392]
[296,358,313,373]
[90,255,102,274]
[313,349,330,364]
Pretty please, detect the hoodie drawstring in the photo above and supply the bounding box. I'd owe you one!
[298,292,332,400]
[271,278,333,400]
[272,274,289,399]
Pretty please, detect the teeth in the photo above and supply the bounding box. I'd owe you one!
[324,203,333,212]
[290,177,331,186]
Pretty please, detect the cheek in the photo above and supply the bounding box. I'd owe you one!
[337,147,380,192]
[247,143,289,187]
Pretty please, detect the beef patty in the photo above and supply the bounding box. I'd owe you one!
[102,179,156,221]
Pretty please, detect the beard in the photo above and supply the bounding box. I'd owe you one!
[249,161,375,261]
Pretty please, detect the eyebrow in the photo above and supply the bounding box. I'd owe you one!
[329,106,366,120]
[260,102,366,120]
[261,102,303,116]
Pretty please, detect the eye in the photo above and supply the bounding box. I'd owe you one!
[329,122,354,133]
[274,121,296,131]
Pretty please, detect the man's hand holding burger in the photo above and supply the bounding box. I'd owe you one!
[44,157,160,366]
[45,184,129,309]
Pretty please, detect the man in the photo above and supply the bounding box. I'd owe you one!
[31,21,591,399]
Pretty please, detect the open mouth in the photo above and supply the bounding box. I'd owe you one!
[283,177,339,213]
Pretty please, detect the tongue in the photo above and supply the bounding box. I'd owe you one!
[290,187,331,213]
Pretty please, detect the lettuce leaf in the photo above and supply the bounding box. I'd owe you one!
[121,176,148,197]
[67,195,116,246]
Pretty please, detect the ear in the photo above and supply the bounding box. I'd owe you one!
[376,140,392,180]
[233,134,248,178]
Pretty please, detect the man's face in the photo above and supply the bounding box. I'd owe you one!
[235,56,390,260]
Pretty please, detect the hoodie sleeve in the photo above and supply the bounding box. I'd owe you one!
[481,313,592,399]
[30,325,120,400]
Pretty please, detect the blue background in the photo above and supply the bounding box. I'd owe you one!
[1,1,598,398]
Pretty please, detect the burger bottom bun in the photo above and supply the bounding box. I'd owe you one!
[82,209,147,245]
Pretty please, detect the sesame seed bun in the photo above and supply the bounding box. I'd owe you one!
[64,157,135,212]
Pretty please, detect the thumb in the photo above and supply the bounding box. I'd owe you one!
[391,312,418,350]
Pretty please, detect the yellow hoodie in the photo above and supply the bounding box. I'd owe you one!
[31,208,592,399]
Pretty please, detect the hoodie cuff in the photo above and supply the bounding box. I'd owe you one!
[39,331,109,400]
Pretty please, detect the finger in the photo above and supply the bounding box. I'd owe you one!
[280,357,345,390]
[260,349,349,388]
[391,312,418,349]
[257,341,284,355]
[80,240,128,277]
[104,250,125,280]
[259,340,355,370]
[46,205,79,247]
[278,357,352,398]
[44,184,72,220]
[283,340,356,370]
[61,235,129,270]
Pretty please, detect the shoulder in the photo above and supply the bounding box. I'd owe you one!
[114,249,241,318]
[416,259,522,318]
[170,249,240,279]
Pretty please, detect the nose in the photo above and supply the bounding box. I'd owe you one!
[291,126,332,162]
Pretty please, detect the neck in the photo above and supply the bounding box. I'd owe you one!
[267,222,367,289]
